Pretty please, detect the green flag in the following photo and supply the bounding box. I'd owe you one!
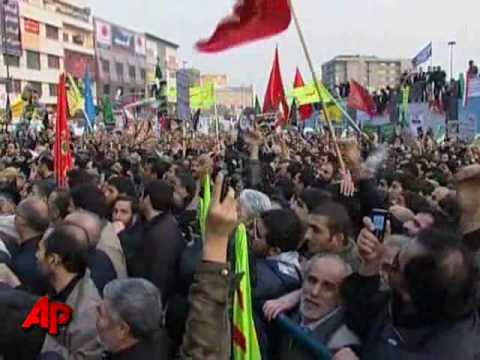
[102,96,115,124]
[198,175,211,240]
[255,96,262,115]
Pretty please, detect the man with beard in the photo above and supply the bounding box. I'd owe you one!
[112,196,144,276]
[341,221,480,359]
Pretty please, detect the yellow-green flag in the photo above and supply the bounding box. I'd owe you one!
[233,224,262,360]
[198,175,211,240]
[168,86,177,103]
[67,74,84,117]
[191,83,215,109]
[289,82,334,106]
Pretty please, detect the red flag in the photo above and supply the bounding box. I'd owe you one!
[348,80,377,117]
[54,73,73,188]
[263,47,289,127]
[196,0,291,53]
[293,68,314,121]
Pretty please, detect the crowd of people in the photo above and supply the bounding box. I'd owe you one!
[0,117,479,359]
[333,61,480,118]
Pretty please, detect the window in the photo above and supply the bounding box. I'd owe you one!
[12,80,22,94]
[103,84,111,95]
[49,84,58,97]
[130,88,136,95]
[47,55,60,69]
[29,82,42,97]
[115,62,124,78]
[26,50,41,70]
[63,33,69,42]
[5,55,19,67]
[72,34,84,46]
[140,68,146,80]
[46,25,59,40]
[101,59,110,73]
[129,65,136,80]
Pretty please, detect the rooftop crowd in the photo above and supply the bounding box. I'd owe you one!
[0,110,479,360]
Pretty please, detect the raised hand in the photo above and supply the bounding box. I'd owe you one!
[203,172,238,263]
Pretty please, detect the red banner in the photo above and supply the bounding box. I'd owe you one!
[24,18,39,34]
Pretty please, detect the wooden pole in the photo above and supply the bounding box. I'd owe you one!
[287,0,345,170]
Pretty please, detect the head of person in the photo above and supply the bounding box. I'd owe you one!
[389,227,478,322]
[64,211,103,250]
[104,177,136,208]
[238,189,272,224]
[67,169,97,189]
[31,179,56,204]
[37,154,54,179]
[144,157,170,183]
[300,255,352,325]
[0,192,16,215]
[36,224,89,281]
[70,184,107,219]
[253,208,303,258]
[304,202,352,257]
[168,170,196,211]
[141,180,174,220]
[96,278,163,353]
[403,211,435,237]
[48,189,71,224]
[14,197,50,242]
[318,153,338,185]
[388,173,408,202]
[380,235,410,289]
[112,196,138,229]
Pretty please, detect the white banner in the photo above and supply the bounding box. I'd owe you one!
[468,78,480,99]
[95,20,111,47]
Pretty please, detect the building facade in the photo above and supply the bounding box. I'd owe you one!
[145,33,178,93]
[94,17,147,104]
[200,74,227,88]
[216,85,254,113]
[0,0,96,110]
[322,55,412,92]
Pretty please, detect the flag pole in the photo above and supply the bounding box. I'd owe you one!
[287,0,346,170]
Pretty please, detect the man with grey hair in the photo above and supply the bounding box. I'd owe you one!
[238,189,272,223]
[96,278,169,359]
[267,254,361,360]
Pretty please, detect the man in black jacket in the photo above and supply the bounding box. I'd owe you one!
[341,220,480,359]
[136,180,185,303]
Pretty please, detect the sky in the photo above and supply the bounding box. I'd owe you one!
[88,0,480,96]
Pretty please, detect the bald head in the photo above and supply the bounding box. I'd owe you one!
[15,197,49,239]
[64,211,103,248]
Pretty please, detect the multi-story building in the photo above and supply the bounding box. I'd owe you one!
[322,55,412,92]
[145,33,179,96]
[200,74,227,88]
[184,67,201,87]
[0,0,95,111]
[47,0,95,83]
[94,17,147,103]
[216,85,254,113]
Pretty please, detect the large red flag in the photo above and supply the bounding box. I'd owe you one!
[293,68,314,120]
[55,73,73,188]
[196,0,291,53]
[263,47,289,127]
[348,80,377,117]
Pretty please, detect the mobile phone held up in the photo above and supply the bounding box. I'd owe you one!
[371,209,389,242]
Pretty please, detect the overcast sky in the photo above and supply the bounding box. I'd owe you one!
[89,0,480,95]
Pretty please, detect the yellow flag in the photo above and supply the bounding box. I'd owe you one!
[290,82,334,106]
[190,83,215,109]
[67,74,84,117]
[11,97,25,118]
[167,86,177,103]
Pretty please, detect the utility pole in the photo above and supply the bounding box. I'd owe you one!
[1,0,12,125]
[448,40,456,81]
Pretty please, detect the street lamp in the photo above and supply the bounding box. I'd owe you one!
[1,0,12,125]
[448,41,457,81]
